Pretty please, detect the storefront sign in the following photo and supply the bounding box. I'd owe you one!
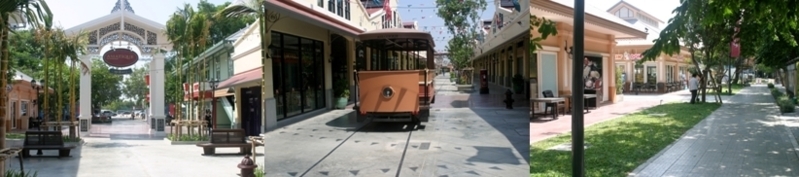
[103,48,139,67]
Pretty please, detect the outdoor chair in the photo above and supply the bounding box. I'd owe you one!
[542,90,565,116]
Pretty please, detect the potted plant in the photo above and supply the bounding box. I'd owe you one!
[512,74,524,93]
[334,79,350,109]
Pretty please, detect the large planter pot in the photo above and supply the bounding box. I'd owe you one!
[335,97,349,109]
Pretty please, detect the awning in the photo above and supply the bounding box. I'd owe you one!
[214,88,233,97]
[218,67,262,88]
[265,0,364,38]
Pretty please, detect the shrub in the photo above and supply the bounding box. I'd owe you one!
[778,96,796,113]
[770,88,796,113]
[768,83,775,88]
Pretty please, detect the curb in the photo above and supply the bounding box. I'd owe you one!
[779,112,799,162]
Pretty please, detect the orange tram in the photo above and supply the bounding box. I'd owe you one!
[353,28,436,123]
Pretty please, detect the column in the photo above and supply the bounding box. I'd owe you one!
[149,53,166,136]
[78,55,92,136]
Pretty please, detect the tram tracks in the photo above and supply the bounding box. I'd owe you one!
[299,120,419,177]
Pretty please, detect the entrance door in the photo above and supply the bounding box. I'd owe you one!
[330,34,349,101]
[539,53,558,110]
[241,87,262,136]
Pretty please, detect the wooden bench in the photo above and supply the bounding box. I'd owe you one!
[22,131,75,158]
[196,129,252,155]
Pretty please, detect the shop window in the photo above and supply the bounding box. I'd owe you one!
[634,64,644,83]
[666,65,674,82]
[328,0,335,13]
[271,31,325,120]
[647,66,657,83]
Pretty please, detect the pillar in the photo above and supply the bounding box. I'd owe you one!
[78,55,92,136]
[149,53,166,136]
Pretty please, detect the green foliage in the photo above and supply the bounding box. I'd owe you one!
[436,0,487,69]
[531,103,721,177]
[4,169,37,177]
[62,136,81,142]
[771,88,795,113]
[167,134,208,141]
[5,133,23,139]
[122,65,149,107]
[530,15,558,54]
[334,79,349,98]
[768,83,775,88]
[91,58,123,109]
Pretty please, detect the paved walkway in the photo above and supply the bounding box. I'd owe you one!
[630,85,799,176]
[531,89,733,143]
[262,72,530,177]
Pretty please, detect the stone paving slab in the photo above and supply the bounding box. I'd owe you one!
[630,85,799,177]
[262,108,529,177]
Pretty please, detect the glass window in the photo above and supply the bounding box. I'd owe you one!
[271,32,285,118]
[271,31,325,119]
[318,0,323,7]
[647,66,657,83]
[634,64,644,83]
[328,0,334,13]
[345,1,350,20]
[315,41,325,109]
[337,0,343,17]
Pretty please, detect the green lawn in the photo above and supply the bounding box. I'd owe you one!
[530,102,721,177]
[6,133,24,139]
[705,84,747,95]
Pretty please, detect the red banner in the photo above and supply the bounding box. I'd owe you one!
[731,17,742,58]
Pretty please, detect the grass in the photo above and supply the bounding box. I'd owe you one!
[705,84,747,95]
[6,133,24,139]
[530,102,721,177]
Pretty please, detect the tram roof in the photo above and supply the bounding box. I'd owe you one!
[358,28,435,50]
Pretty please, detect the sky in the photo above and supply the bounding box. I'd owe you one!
[45,0,681,59]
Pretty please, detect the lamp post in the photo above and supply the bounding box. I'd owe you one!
[208,78,219,129]
[572,0,587,176]
[31,79,43,130]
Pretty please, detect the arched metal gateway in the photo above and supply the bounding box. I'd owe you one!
[354,28,436,123]
[65,0,172,135]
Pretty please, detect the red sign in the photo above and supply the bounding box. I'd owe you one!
[103,48,139,67]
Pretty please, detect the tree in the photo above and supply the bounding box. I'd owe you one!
[530,15,558,54]
[9,30,43,75]
[91,58,123,110]
[436,0,487,70]
[1,0,54,173]
[122,64,148,107]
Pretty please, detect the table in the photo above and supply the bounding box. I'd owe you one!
[561,94,597,114]
[530,97,565,119]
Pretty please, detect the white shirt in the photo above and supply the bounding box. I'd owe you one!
[688,77,699,90]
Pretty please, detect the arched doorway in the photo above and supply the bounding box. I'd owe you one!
[66,0,171,136]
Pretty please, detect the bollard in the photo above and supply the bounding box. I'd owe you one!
[503,89,514,109]
[238,155,258,177]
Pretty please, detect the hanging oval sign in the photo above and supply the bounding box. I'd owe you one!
[103,48,139,67]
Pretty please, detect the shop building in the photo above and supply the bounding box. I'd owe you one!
[470,0,531,94]
[528,0,647,107]
[6,71,42,131]
[217,0,406,135]
[607,1,692,93]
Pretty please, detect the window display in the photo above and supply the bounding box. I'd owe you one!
[271,31,326,120]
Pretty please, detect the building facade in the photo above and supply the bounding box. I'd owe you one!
[6,71,40,131]
[528,0,647,106]
[217,0,406,135]
[607,1,692,93]
[470,0,531,93]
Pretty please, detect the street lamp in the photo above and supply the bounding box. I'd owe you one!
[208,78,219,129]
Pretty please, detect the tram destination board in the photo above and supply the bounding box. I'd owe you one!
[109,68,133,74]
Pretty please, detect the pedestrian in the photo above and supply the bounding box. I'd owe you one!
[204,109,213,135]
[689,73,700,104]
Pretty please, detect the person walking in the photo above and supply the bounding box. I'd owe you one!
[204,109,213,135]
[689,73,700,104]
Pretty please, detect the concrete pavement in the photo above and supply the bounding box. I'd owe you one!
[630,85,799,176]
